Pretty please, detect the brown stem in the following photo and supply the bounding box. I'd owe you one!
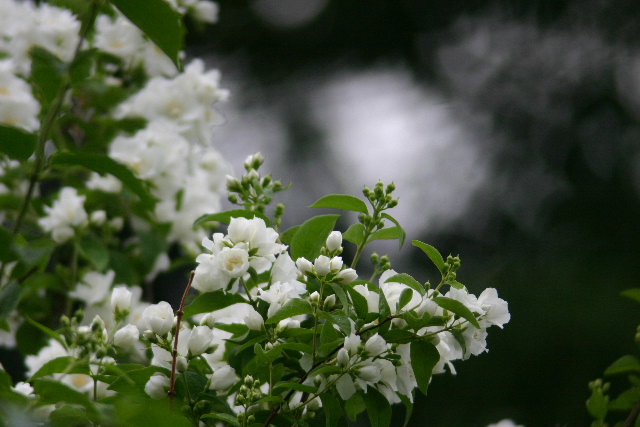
[169,271,195,409]
[623,400,640,427]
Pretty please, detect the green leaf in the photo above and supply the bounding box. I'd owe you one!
[29,356,90,381]
[621,288,640,304]
[280,225,300,245]
[29,47,66,108]
[345,285,370,318]
[77,233,109,271]
[33,379,94,408]
[273,382,317,394]
[412,240,445,273]
[310,194,368,214]
[433,296,481,329]
[0,125,37,161]
[289,214,340,261]
[410,340,440,396]
[398,288,414,310]
[110,0,184,69]
[25,316,66,348]
[363,387,391,427]
[343,223,366,246]
[381,213,406,248]
[345,392,366,421]
[193,209,271,228]
[385,273,425,296]
[265,298,313,324]
[0,281,20,321]
[608,387,640,411]
[183,291,247,318]
[69,49,95,85]
[49,404,92,427]
[604,355,640,376]
[329,283,351,314]
[448,279,465,290]
[368,227,404,245]
[201,413,239,426]
[50,152,156,209]
[398,393,414,427]
[586,386,608,420]
[321,392,342,427]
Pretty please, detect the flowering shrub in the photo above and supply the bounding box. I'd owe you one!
[0,0,511,426]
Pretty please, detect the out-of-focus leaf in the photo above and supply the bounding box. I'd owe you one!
[29,356,90,381]
[0,281,19,321]
[0,125,37,161]
[604,355,640,376]
[110,0,184,69]
[77,233,109,271]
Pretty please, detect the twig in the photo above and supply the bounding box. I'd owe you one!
[623,400,640,427]
[169,271,195,408]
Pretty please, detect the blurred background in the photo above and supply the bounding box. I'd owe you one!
[187,0,640,425]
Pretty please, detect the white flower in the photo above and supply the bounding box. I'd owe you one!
[364,334,387,357]
[217,247,250,278]
[343,334,361,357]
[461,325,488,358]
[111,286,132,316]
[314,255,331,276]
[326,231,342,252]
[191,1,218,23]
[336,268,358,284]
[200,313,216,328]
[113,324,139,349]
[90,210,107,226]
[0,60,40,130]
[295,257,313,275]
[355,363,381,382]
[335,374,356,400]
[478,288,510,328]
[227,217,284,260]
[187,325,214,356]
[486,420,524,427]
[70,270,115,305]
[38,187,88,243]
[244,307,264,331]
[86,172,122,193]
[142,301,174,336]
[13,382,33,397]
[145,373,170,399]
[329,256,343,271]
[210,365,237,391]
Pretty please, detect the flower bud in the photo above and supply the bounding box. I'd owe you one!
[356,365,381,382]
[329,256,343,272]
[326,231,342,252]
[145,373,170,399]
[337,348,350,368]
[114,323,139,349]
[314,255,331,276]
[244,308,264,331]
[187,326,214,356]
[364,333,387,357]
[111,286,132,317]
[176,356,188,372]
[295,257,313,275]
[323,294,336,310]
[336,268,358,284]
[142,301,174,337]
[309,291,320,305]
[210,365,237,391]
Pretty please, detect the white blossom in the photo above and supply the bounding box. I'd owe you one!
[145,373,170,399]
[187,325,214,356]
[326,231,342,252]
[244,307,264,331]
[111,286,132,316]
[210,365,237,391]
[142,301,175,336]
[114,324,139,349]
[314,255,331,276]
[38,187,88,243]
[337,268,358,284]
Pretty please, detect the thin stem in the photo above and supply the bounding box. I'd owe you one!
[169,271,195,408]
[624,401,640,427]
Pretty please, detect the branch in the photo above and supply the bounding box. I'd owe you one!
[169,271,195,408]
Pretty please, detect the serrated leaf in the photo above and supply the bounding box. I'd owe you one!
[29,356,90,381]
[604,355,640,376]
[193,209,271,228]
[412,240,445,273]
[385,273,425,296]
[265,298,312,324]
[310,194,368,214]
[363,387,391,427]
[433,296,480,329]
[50,152,156,209]
[410,341,440,396]
[343,223,365,246]
[289,214,340,261]
[110,0,184,69]
[183,291,247,318]
[0,125,37,161]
